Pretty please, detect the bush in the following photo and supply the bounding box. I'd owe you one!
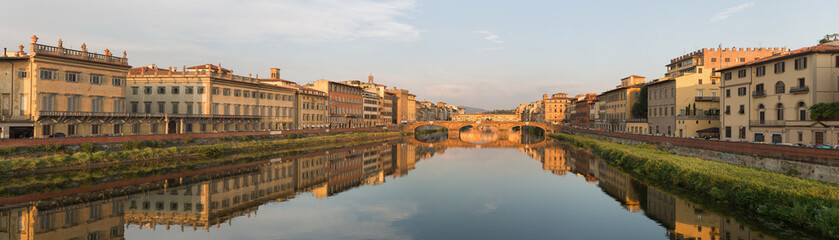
[80,143,97,153]
[183,136,195,144]
[0,146,17,156]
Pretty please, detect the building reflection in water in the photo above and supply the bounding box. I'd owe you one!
[518,143,777,240]
[0,134,775,240]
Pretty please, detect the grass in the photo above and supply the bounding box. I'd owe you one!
[0,132,402,174]
[550,132,839,238]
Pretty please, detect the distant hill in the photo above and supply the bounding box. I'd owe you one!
[460,106,487,114]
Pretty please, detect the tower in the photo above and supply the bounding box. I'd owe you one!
[368,73,374,84]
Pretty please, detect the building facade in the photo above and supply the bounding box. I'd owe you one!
[310,80,363,128]
[0,36,132,138]
[718,41,839,145]
[543,93,573,125]
[598,75,645,132]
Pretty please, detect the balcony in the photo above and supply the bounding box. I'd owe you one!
[676,115,719,120]
[694,96,720,102]
[750,120,786,126]
[790,86,809,94]
[33,43,129,66]
[751,90,766,98]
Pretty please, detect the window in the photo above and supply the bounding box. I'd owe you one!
[114,124,122,134]
[739,104,745,114]
[144,102,152,113]
[698,79,703,85]
[798,132,804,142]
[186,102,194,114]
[40,69,56,80]
[756,65,766,77]
[92,124,101,135]
[131,102,139,113]
[725,89,730,97]
[711,58,717,62]
[794,57,807,70]
[158,102,165,113]
[737,87,747,96]
[132,87,139,95]
[42,125,52,136]
[144,87,152,94]
[112,77,124,86]
[798,102,807,120]
[776,103,784,120]
[774,61,785,74]
[223,88,231,96]
[725,58,730,62]
[739,57,746,62]
[234,89,242,97]
[65,72,79,82]
[171,87,180,94]
[185,87,194,94]
[91,97,103,112]
[90,75,104,84]
[18,69,27,79]
[67,124,76,136]
[132,124,140,134]
[157,87,166,94]
[113,98,125,112]
[725,105,730,115]
[198,87,205,94]
[725,126,732,138]
[66,95,80,111]
[151,124,158,133]
[723,72,732,80]
[737,69,746,78]
[171,102,179,114]
[754,133,765,142]
[798,78,805,87]
[739,127,746,139]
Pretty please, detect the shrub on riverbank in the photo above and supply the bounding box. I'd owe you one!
[551,133,839,238]
[0,132,402,174]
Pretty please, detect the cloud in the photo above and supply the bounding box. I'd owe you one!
[710,2,756,22]
[0,0,421,44]
[475,30,505,44]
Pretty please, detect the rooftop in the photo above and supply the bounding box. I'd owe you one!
[717,41,839,72]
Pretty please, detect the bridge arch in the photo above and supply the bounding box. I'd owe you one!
[404,121,558,135]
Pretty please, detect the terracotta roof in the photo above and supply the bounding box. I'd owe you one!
[645,78,675,87]
[717,43,839,72]
[130,66,174,74]
[187,64,231,72]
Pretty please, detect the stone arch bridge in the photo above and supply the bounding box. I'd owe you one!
[404,135,550,149]
[404,121,559,134]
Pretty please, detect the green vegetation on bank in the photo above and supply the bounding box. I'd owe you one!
[550,133,839,238]
[0,132,403,174]
[0,135,403,197]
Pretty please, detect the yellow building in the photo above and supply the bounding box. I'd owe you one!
[542,93,573,125]
[598,75,645,132]
[661,47,785,138]
[0,36,131,138]
[3,200,126,240]
[719,41,839,145]
[295,86,328,129]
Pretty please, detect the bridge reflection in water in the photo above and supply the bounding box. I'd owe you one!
[0,137,791,240]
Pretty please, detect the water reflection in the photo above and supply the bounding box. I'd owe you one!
[0,132,809,239]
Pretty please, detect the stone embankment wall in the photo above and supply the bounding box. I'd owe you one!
[564,128,839,184]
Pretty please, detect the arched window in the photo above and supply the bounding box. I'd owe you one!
[758,104,766,124]
[776,103,784,121]
[775,81,785,94]
[798,102,807,121]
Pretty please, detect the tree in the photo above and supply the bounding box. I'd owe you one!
[810,102,839,121]
[631,86,648,119]
[819,33,839,44]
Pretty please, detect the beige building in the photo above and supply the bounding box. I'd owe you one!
[663,47,785,138]
[718,41,839,145]
[0,36,132,138]
[646,78,676,135]
[598,75,645,132]
[127,64,297,134]
[387,88,416,123]
[543,93,573,125]
[295,86,328,129]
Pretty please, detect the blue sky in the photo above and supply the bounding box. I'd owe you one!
[1,0,835,109]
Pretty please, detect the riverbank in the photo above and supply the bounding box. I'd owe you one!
[550,133,839,238]
[0,131,407,175]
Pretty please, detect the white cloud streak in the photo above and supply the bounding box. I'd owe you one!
[711,2,756,22]
[475,30,505,45]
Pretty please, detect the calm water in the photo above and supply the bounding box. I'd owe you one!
[0,130,819,239]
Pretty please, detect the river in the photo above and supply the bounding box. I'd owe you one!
[0,129,821,239]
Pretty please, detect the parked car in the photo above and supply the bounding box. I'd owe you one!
[833,145,839,150]
[805,145,816,148]
[51,133,66,138]
[775,143,795,146]
[815,145,832,149]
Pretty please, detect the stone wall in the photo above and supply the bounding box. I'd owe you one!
[567,129,839,184]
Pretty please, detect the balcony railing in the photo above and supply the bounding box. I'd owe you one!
[750,120,786,126]
[694,96,720,102]
[33,43,129,66]
[752,90,766,98]
[790,86,809,94]
[676,115,720,120]
[39,111,261,119]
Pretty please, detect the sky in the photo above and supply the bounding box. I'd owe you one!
[1,0,836,110]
